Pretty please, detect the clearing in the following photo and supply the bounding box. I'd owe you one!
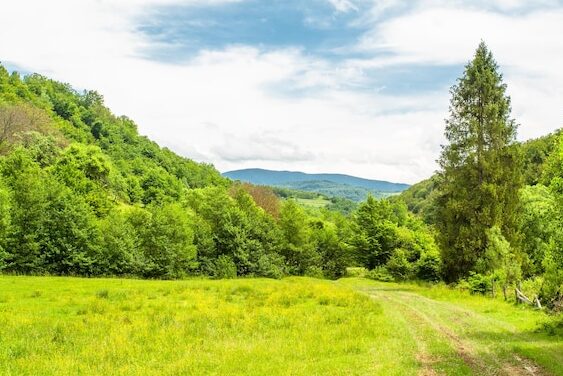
[0,276,561,375]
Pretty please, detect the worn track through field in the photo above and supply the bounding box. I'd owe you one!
[359,286,550,376]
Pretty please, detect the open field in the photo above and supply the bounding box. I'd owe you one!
[0,276,561,375]
[295,197,331,208]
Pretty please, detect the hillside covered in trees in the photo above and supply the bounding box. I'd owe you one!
[0,42,562,310]
[0,62,437,282]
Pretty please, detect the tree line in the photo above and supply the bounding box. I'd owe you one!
[0,42,561,308]
[0,63,438,282]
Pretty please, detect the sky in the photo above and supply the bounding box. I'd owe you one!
[1,0,562,184]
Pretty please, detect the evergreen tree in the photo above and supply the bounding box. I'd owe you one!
[436,42,522,281]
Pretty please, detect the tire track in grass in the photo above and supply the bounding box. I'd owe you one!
[367,290,472,376]
[376,294,437,376]
[389,292,494,374]
[360,287,549,376]
[390,291,549,376]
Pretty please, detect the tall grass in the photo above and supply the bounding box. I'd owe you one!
[0,276,415,375]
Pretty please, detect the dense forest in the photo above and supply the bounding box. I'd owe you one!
[0,42,561,309]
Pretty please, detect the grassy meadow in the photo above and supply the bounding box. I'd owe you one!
[0,276,408,376]
[0,276,561,375]
[295,197,331,208]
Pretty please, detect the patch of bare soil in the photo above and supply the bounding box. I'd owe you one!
[500,355,547,376]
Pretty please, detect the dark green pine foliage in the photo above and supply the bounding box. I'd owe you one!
[436,42,522,281]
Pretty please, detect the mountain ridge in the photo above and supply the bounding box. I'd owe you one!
[223,168,410,201]
[223,168,410,191]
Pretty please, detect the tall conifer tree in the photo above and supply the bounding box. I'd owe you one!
[437,42,522,281]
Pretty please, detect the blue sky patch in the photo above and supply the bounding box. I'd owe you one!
[366,64,464,95]
[135,1,480,96]
[263,62,464,100]
[137,0,373,61]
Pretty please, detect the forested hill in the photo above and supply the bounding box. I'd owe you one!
[224,168,409,191]
[223,168,409,201]
[0,63,239,277]
[0,66,228,198]
[0,63,376,280]
[0,63,443,282]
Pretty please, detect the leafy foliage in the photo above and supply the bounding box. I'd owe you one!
[351,196,441,281]
[0,42,561,314]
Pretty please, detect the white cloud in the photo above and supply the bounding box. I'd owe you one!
[357,6,563,140]
[327,0,358,13]
[0,0,561,184]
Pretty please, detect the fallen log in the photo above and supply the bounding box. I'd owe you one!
[516,288,533,304]
[515,288,542,309]
[534,296,542,310]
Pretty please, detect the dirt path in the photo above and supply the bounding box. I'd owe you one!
[357,286,550,376]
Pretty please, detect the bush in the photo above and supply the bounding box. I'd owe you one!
[461,273,491,295]
[415,252,441,281]
[541,245,563,307]
[255,254,286,279]
[212,255,238,279]
[536,316,563,336]
[386,249,413,281]
[304,266,324,279]
[521,277,544,302]
[365,267,394,282]
[345,267,367,278]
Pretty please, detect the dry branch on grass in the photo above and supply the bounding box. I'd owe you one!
[515,288,542,309]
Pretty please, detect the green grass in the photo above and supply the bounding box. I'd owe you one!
[0,276,561,375]
[0,276,417,376]
[295,197,331,208]
[340,278,563,375]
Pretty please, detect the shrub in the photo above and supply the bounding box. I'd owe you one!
[345,267,367,278]
[365,267,394,282]
[255,254,286,279]
[521,277,544,302]
[386,249,413,281]
[462,273,491,295]
[415,252,441,281]
[536,316,563,336]
[541,245,563,307]
[212,255,237,279]
[304,266,324,279]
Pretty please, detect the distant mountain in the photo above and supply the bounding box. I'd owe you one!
[223,169,410,202]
